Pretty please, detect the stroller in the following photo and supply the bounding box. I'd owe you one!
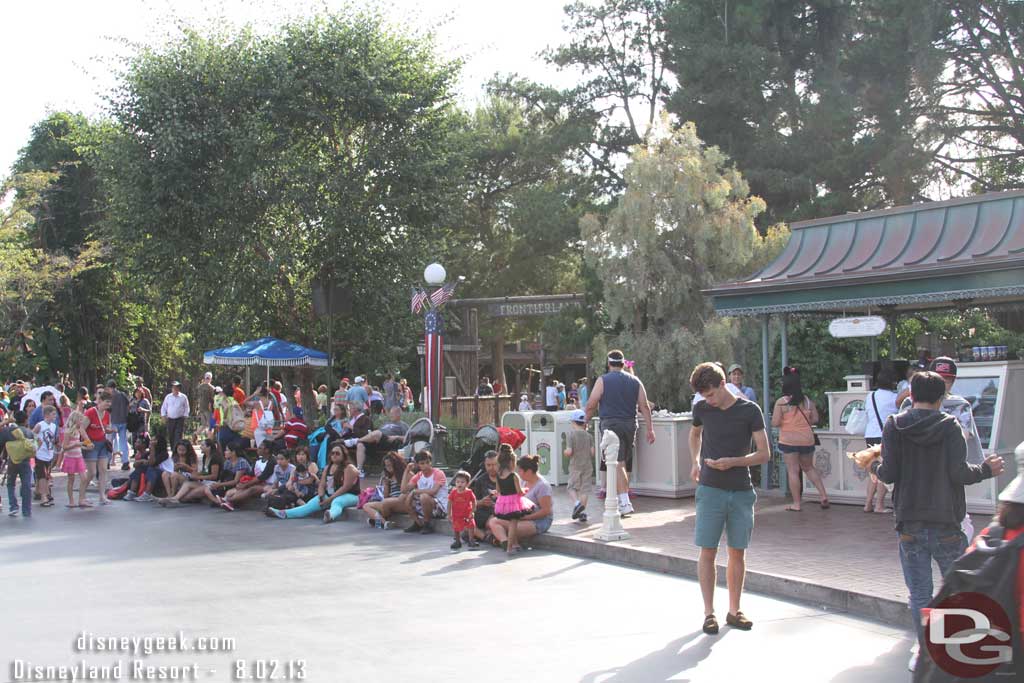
[460,424,500,477]
[400,417,435,462]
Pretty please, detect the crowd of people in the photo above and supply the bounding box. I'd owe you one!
[3,350,1020,674]
[0,370,563,559]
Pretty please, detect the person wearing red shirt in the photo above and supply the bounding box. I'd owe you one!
[448,470,480,551]
[82,392,115,507]
[231,375,247,407]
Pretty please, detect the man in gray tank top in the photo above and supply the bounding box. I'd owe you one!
[584,349,655,516]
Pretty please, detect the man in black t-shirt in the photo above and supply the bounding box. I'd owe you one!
[688,362,770,637]
[469,451,499,541]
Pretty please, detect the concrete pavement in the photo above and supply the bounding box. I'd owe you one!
[1,486,914,683]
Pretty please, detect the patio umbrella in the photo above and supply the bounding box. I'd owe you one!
[19,385,62,411]
[203,336,328,388]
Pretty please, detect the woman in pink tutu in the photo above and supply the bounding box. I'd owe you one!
[60,409,91,507]
[493,444,534,554]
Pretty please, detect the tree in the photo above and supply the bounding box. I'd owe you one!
[494,0,672,193]
[582,119,777,408]
[929,1,1024,191]
[662,0,946,227]
[440,96,596,389]
[98,13,465,388]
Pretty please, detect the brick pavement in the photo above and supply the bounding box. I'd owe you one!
[545,488,990,621]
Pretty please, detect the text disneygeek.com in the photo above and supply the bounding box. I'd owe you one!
[9,632,307,681]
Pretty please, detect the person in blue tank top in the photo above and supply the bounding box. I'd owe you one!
[584,350,655,517]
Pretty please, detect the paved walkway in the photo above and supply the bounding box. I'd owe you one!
[543,488,989,626]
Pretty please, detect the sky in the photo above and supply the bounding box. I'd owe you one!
[1,0,579,176]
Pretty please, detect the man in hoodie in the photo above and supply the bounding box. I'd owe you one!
[869,371,1004,670]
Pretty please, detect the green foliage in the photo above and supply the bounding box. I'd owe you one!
[662,0,947,227]
[583,119,776,409]
[98,12,464,379]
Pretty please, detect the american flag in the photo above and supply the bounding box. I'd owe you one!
[424,309,444,421]
[410,287,428,314]
[428,282,456,308]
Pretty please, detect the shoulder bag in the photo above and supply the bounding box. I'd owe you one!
[795,399,821,446]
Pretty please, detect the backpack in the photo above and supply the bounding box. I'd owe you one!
[5,427,37,464]
[914,525,1024,682]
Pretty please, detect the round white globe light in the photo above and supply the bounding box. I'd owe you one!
[424,263,446,285]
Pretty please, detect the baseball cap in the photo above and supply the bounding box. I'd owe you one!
[354,376,365,384]
[727,363,743,374]
[171,380,181,387]
[570,409,587,424]
[929,357,958,378]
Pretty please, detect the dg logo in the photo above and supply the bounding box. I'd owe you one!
[923,592,1014,679]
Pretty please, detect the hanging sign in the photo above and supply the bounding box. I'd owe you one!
[828,316,887,338]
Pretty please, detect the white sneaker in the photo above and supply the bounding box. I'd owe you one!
[124,491,137,501]
[618,502,635,517]
[908,644,919,672]
[136,492,155,503]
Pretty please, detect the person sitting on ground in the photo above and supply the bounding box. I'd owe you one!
[159,439,225,506]
[198,442,252,509]
[267,444,360,523]
[221,441,279,511]
[355,406,408,475]
[401,450,448,535]
[565,409,594,523]
[165,440,199,498]
[284,447,318,504]
[265,451,297,507]
[486,453,554,553]
[448,470,481,551]
[470,451,499,542]
[282,406,309,449]
[126,433,175,502]
[364,451,412,529]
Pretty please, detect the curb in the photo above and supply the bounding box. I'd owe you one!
[339,507,912,629]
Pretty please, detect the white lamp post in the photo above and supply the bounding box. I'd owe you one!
[424,263,446,286]
[595,429,630,542]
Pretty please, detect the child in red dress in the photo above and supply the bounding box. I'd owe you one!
[448,470,481,551]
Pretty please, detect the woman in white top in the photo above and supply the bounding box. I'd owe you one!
[863,368,899,513]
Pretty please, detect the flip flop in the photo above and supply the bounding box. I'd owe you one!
[66,504,80,508]
[785,506,801,512]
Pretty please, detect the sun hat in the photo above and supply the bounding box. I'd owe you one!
[997,441,1024,505]
[570,409,587,424]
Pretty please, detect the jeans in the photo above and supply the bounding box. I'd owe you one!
[6,459,33,515]
[282,493,359,521]
[218,426,240,450]
[111,422,129,464]
[898,526,967,641]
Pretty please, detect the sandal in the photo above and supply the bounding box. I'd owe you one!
[785,506,801,512]
[702,614,719,635]
[41,499,55,508]
[726,611,753,630]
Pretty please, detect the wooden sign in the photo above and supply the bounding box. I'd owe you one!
[828,316,887,338]
[487,299,580,318]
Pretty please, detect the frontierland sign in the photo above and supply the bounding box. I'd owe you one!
[449,294,584,318]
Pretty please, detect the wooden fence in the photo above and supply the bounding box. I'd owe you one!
[439,394,513,427]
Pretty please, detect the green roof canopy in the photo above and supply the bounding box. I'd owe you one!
[709,190,1024,316]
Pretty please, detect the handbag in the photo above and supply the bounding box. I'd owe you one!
[795,400,821,446]
[845,405,868,436]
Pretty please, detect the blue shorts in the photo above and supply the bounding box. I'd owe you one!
[695,485,756,550]
[82,442,111,463]
[531,516,553,534]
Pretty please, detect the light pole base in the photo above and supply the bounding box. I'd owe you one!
[595,520,631,543]
[595,428,630,542]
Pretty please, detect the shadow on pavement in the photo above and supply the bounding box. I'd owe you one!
[830,637,914,683]
[579,630,726,683]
